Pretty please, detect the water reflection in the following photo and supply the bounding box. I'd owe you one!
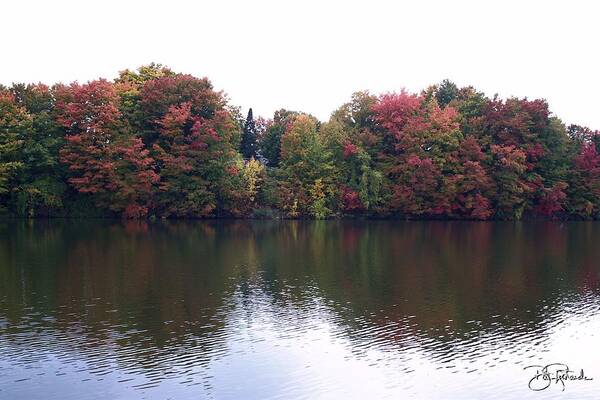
[0,221,599,399]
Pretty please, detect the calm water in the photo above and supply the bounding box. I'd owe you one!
[0,220,599,399]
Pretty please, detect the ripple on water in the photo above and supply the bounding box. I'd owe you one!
[2,221,600,400]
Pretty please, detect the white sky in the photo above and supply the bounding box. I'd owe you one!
[1,0,599,128]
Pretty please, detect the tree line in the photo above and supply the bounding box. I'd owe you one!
[1,64,599,220]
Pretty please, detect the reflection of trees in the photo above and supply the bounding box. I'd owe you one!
[279,222,600,357]
[0,220,236,381]
[258,221,600,340]
[0,220,599,381]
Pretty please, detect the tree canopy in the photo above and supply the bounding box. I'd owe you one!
[1,66,598,220]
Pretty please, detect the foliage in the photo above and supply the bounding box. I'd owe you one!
[278,115,337,218]
[259,109,298,167]
[240,108,258,159]
[0,92,26,197]
[568,140,600,218]
[1,66,599,220]
[56,80,159,217]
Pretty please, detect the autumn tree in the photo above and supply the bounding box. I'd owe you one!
[56,80,159,218]
[241,157,266,213]
[483,97,570,217]
[151,99,251,217]
[452,136,494,219]
[0,91,27,210]
[137,74,226,148]
[113,63,176,136]
[489,144,531,219]
[278,114,337,218]
[324,92,383,213]
[374,92,469,217]
[568,131,600,218]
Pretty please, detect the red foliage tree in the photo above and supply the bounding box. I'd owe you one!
[484,97,549,146]
[374,93,481,217]
[152,101,242,217]
[535,182,568,217]
[57,80,158,217]
[569,142,600,218]
[342,187,363,212]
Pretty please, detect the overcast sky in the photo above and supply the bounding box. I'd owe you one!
[2,0,598,128]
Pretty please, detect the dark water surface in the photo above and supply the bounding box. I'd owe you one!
[1,220,599,399]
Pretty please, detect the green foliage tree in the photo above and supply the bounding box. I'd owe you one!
[10,84,66,216]
[278,115,337,218]
[259,109,298,167]
[434,79,460,108]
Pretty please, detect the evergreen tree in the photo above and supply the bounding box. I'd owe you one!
[240,108,257,159]
[435,79,459,107]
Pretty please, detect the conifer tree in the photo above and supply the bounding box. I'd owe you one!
[240,108,257,159]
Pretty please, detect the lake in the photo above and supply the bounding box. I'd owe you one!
[0,220,599,399]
